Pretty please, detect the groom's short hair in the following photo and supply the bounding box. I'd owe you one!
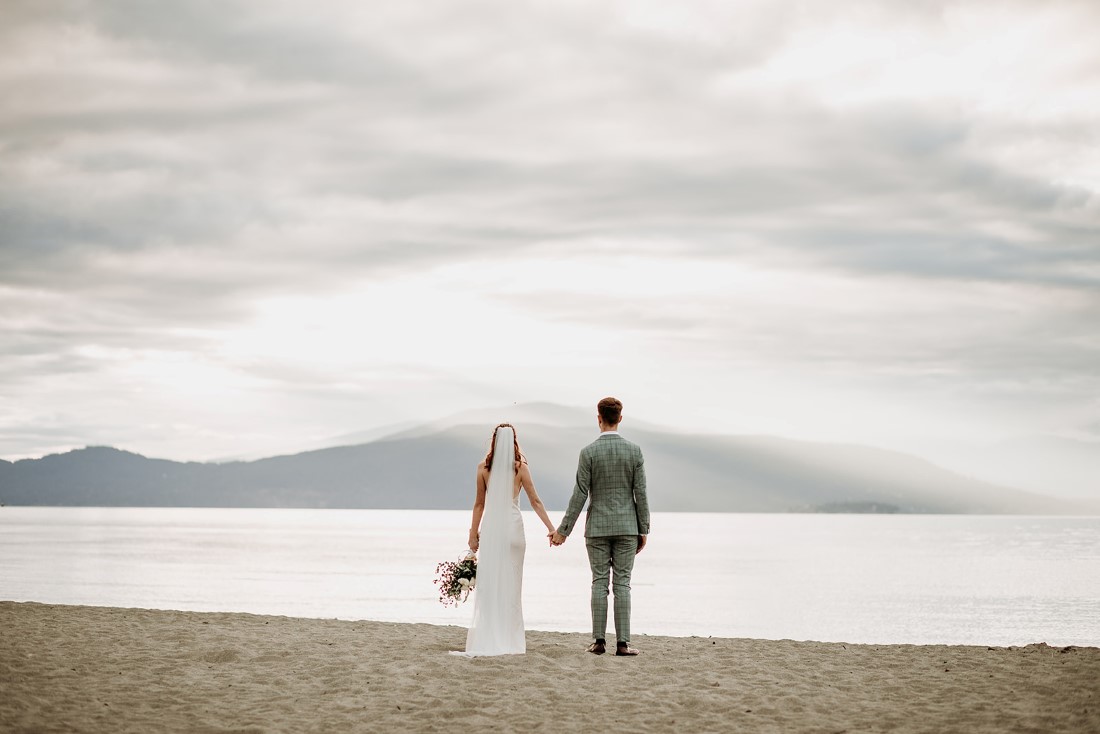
[598,397,623,426]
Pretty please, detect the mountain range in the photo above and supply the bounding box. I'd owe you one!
[0,403,1093,514]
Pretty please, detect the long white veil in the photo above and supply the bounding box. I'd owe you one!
[463,425,523,655]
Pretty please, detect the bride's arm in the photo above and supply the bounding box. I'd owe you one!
[469,464,488,551]
[519,464,556,533]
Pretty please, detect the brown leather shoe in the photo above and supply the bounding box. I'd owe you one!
[587,640,606,655]
[615,642,640,656]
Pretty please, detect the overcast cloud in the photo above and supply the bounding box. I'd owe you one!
[1,0,1098,489]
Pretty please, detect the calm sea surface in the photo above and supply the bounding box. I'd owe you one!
[1,508,1098,647]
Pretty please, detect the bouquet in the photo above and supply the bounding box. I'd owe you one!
[434,550,477,607]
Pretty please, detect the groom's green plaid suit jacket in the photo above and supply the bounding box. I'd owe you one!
[557,434,650,539]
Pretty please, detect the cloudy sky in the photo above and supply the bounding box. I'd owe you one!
[2,0,1098,470]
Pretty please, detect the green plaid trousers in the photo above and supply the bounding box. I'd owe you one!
[586,534,638,643]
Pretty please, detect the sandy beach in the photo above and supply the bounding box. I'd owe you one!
[1,602,1097,733]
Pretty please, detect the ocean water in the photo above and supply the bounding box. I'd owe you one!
[1,507,1097,647]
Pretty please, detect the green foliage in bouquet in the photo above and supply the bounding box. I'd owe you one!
[435,552,477,607]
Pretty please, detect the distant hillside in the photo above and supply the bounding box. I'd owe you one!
[915,434,1100,501]
[0,405,1087,513]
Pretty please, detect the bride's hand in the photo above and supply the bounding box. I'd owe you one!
[468,528,479,552]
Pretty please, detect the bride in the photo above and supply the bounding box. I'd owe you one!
[459,423,556,656]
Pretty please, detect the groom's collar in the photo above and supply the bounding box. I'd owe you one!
[598,430,620,437]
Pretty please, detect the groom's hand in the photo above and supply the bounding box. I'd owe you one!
[636,535,647,553]
[551,531,566,546]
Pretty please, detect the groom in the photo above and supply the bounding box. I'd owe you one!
[551,397,650,656]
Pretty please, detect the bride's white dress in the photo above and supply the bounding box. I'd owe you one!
[456,427,526,656]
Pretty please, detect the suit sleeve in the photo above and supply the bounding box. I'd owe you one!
[556,448,591,538]
[633,447,650,535]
